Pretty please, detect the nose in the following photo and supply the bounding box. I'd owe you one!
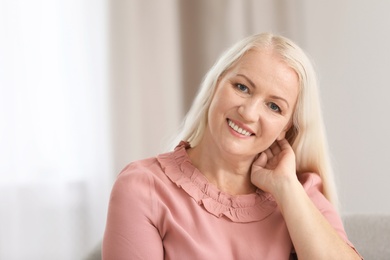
[237,98,262,122]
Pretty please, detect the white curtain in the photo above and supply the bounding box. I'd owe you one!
[0,0,111,259]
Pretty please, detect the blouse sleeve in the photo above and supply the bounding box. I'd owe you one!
[299,172,362,258]
[102,164,164,260]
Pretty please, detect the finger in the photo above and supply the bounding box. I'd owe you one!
[277,138,292,151]
[270,141,281,155]
[253,152,268,168]
[264,147,273,159]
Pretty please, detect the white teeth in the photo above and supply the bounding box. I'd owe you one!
[228,120,252,136]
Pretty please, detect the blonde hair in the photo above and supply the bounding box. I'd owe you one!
[170,33,338,207]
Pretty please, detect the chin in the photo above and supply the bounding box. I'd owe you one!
[220,141,257,158]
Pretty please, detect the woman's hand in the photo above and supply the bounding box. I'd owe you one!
[251,139,362,259]
[250,139,297,195]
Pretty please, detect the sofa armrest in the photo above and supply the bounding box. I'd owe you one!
[343,214,390,260]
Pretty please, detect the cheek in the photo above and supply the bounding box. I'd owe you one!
[262,117,289,136]
[207,98,223,128]
[208,91,230,117]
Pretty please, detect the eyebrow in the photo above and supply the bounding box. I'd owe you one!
[235,73,290,108]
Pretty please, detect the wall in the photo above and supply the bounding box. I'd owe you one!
[110,0,182,173]
[302,1,390,214]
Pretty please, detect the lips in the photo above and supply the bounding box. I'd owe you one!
[227,119,254,136]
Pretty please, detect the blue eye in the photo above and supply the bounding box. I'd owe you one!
[268,102,281,113]
[236,83,249,93]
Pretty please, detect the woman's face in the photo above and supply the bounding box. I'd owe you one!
[204,48,299,158]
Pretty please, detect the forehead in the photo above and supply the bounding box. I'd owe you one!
[226,48,299,94]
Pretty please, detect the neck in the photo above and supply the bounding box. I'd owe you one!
[187,140,257,195]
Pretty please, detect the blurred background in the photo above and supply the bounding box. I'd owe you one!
[1,0,389,259]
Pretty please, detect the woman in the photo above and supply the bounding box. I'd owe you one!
[103,33,362,259]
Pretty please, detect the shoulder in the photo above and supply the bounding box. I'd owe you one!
[107,156,169,221]
[114,157,163,192]
[298,172,354,246]
[298,172,333,213]
[298,172,323,193]
[104,157,167,259]
[109,157,165,203]
[111,152,179,200]
[119,157,161,178]
[298,172,341,223]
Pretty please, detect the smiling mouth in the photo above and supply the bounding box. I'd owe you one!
[227,119,254,137]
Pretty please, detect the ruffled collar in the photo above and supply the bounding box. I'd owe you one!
[156,141,277,223]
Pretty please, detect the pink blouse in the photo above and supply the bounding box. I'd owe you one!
[103,142,356,259]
